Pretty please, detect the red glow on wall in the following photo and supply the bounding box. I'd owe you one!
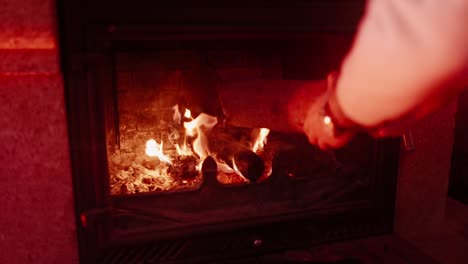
[0,36,56,49]
[80,214,87,228]
[0,71,57,76]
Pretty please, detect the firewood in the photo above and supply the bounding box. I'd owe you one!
[233,150,265,183]
[218,79,326,132]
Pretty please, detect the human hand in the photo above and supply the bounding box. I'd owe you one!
[302,72,356,150]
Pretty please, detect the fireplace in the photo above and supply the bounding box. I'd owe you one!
[59,1,400,263]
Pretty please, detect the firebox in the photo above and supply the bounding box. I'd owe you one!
[59,1,400,263]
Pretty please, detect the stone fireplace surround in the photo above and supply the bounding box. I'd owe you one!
[0,0,457,263]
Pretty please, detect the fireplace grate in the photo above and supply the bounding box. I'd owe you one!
[99,239,189,264]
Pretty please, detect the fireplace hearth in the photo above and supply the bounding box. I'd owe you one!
[59,1,400,263]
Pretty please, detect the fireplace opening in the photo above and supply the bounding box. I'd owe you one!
[59,1,401,263]
[108,39,366,196]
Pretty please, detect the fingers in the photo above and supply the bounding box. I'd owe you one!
[310,134,353,151]
[318,140,330,151]
[326,71,339,92]
[317,131,355,150]
[301,73,356,150]
[368,122,411,138]
[304,119,355,150]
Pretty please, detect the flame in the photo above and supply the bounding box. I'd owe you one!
[172,104,181,124]
[175,144,192,156]
[184,118,198,137]
[216,160,249,183]
[216,161,237,174]
[184,109,192,119]
[145,139,172,165]
[183,113,217,159]
[232,157,246,179]
[252,128,270,153]
[172,106,218,166]
[170,105,192,156]
[169,106,218,163]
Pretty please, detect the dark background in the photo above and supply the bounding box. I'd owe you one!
[450,90,468,204]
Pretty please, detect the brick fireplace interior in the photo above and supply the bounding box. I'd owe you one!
[1,0,468,264]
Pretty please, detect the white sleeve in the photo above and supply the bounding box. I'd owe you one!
[336,0,468,127]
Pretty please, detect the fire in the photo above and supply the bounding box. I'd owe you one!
[145,139,172,164]
[252,128,270,153]
[168,105,219,165]
[140,105,269,189]
[170,104,193,156]
[183,118,198,137]
[232,157,246,179]
[184,109,192,119]
[172,104,181,124]
[175,144,193,156]
[183,113,217,159]
[216,161,237,174]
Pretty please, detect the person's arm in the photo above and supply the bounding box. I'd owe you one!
[334,0,468,135]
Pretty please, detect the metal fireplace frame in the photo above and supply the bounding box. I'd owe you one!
[58,1,401,263]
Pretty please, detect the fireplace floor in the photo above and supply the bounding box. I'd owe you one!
[260,197,468,264]
[248,235,437,264]
[100,235,437,264]
[403,198,468,264]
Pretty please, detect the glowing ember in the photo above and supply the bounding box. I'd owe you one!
[216,160,249,184]
[145,139,172,164]
[252,128,270,153]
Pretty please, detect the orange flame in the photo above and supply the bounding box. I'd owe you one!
[232,157,247,179]
[184,109,192,119]
[216,160,249,182]
[216,161,237,174]
[175,144,193,156]
[145,139,172,164]
[252,128,270,153]
[172,104,182,124]
[183,113,218,160]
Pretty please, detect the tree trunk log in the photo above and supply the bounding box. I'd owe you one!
[218,79,327,132]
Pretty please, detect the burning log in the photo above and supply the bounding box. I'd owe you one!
[209,132,266,183]
[218,79,326,132]
[214,149,265,184]
[233,150,265,183]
